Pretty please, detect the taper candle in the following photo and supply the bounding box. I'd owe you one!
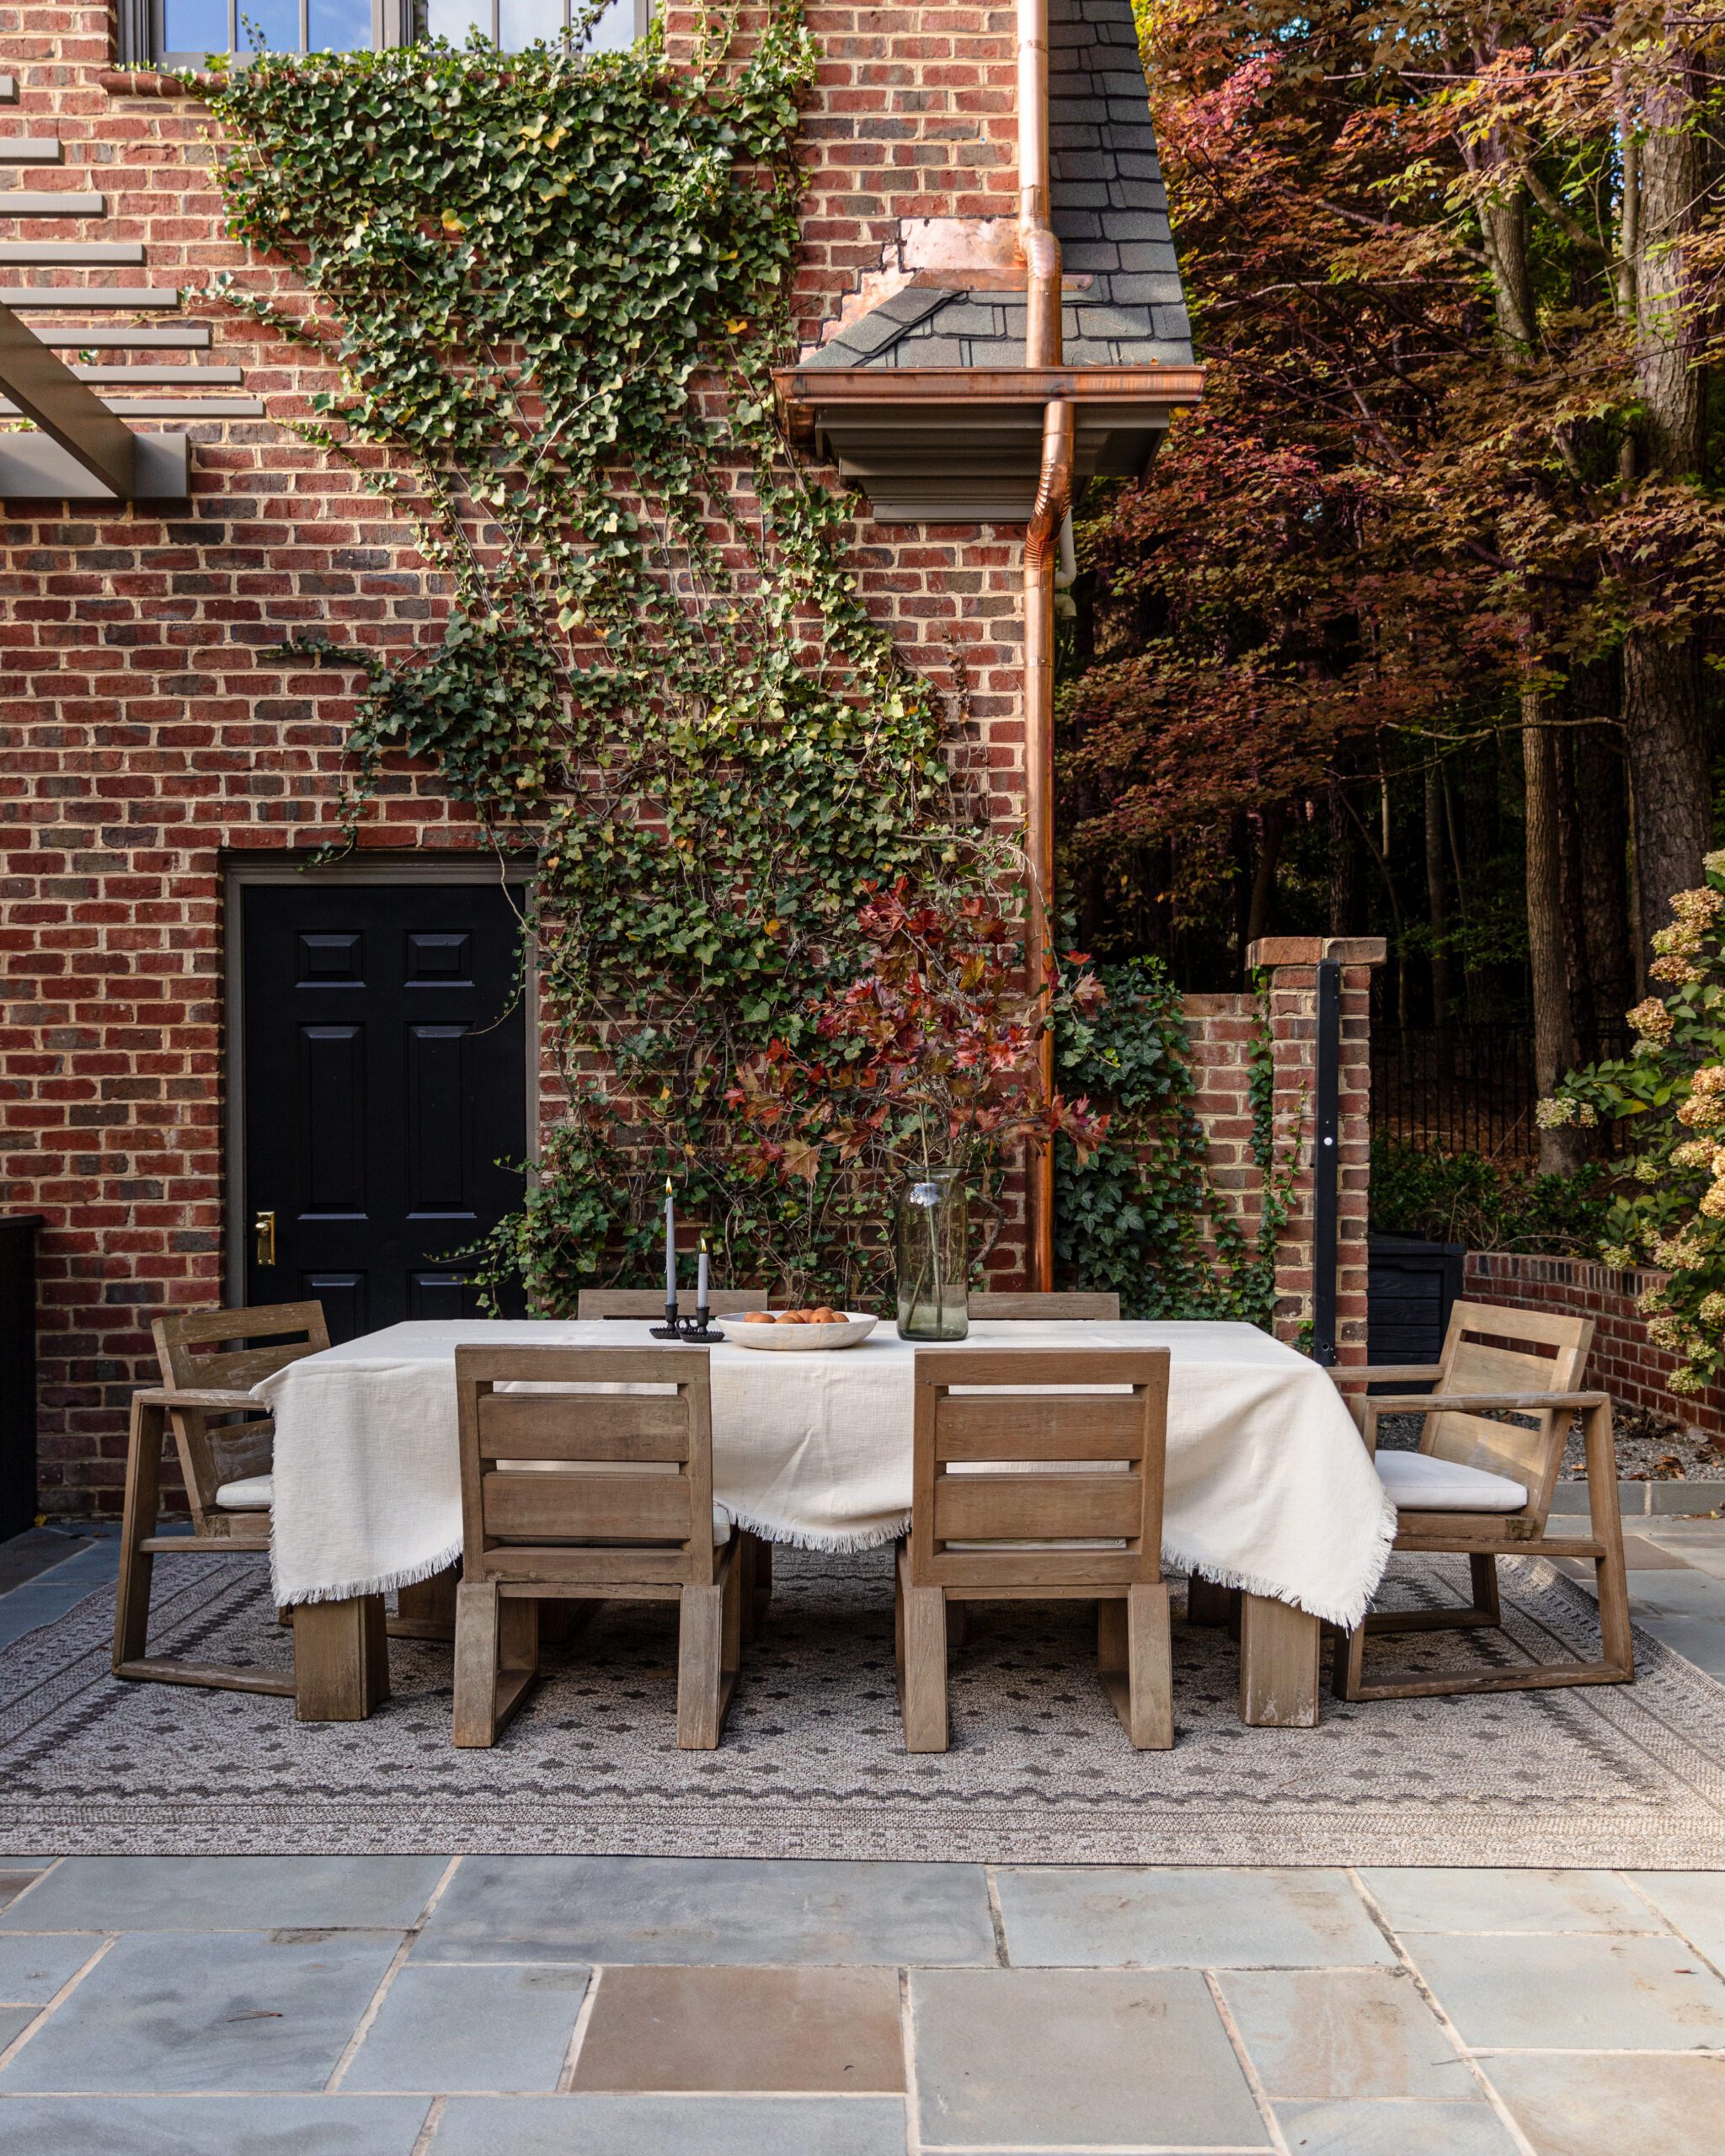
[697,1235,710,1317]
[664,1177,676,1306]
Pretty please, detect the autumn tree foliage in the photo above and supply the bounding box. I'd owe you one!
[1068,2,1725,1164]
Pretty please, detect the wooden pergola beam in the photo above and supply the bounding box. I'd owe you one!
[0,296,136,499]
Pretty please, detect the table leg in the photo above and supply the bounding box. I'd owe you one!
[1239,1593,1321,1728]
[1185,1573,1240,1633]
[294,1594,390,1721]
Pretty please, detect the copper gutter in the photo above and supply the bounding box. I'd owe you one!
[1018,0,1071,1289]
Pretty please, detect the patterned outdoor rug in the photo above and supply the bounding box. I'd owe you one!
[3,1549,1723,1865]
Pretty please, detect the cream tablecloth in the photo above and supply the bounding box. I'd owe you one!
[256,1319,1395,1628]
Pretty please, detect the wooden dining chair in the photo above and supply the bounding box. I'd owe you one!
[575,1288,764,1317]
[113,1299,329,1695]
[1329,1299,1632,1700]
[451,1342,742,1749]
[969,1292,1120,1319]
[574,1285,777,1632]
[896,1347,1173,1752]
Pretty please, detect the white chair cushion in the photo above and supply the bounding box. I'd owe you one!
[1376,1449,1526,1514]
[712,1502,732,1547]
[213,1473,274,1512]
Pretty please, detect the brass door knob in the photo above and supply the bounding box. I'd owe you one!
[253,1209,276,1267]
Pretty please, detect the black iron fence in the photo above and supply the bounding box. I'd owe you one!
[1371,1024,1633,1164]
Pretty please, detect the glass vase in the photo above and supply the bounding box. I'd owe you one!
[895,1169,969,1341]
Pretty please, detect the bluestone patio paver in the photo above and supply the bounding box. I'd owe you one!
[0,2011,35,2054]
[0,2095,432,2154]
[0,1856,449,1935]
[341,1962,590,2094]
[1406,1929,1725,2052]
[1628,1615,1725,1673]
[1626,1870,1725,1971]
[0,1934,101,2003]
[1216,1968,1473,2102]
[0,1929,403,2093]
[426,2094,911,2155]
[1275,2098,1523,2154]
[1359,1867,1664,1935]
[573,1965,905,2094]
[910,1966,1269,2148]
[993,1865,1396,1968]
[1482,2052,1725,2156]
[412,1856,996,1967]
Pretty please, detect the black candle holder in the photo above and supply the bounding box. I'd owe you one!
[649,1301,726,1344]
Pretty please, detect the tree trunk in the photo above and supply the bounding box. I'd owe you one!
[1552,730,1593,1059]
[1523,698,1583,1174]
[1572,711,1636,1048]
[1245,803,1285,951]
[1623,39,1712,951]
[1327,771,1359,936]
[1423,762,1451,1048]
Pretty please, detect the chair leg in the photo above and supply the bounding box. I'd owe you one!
[1470,1552,1501,1625]
[1333,1620,1369,1701]
[677,1576,729,1750]
[895,1541,949,1753]
[113,1396,163,1673]
[1099,1584,1173,1749]
[739,1531,773,1641]
[392,1565,459,1641]
[453,1580,502,1747]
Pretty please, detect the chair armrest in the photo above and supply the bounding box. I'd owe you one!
[135,1386,270,1412]
[1329,1364,1445,1387]
[1368,1390,1607,1415]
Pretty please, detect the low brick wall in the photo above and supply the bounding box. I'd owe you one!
[1465,1251,1725,1439]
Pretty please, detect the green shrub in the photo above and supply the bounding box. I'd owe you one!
[1368,1138,1616,1253]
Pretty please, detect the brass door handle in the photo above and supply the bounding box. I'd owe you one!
[254,1209,276,1267]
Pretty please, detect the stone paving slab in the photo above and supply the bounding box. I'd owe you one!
[910,1966,1269,2148]
[0,2095,431,2154]
[1405,1929,1725,2051]
[0,1935,100,2004]
[0,1856,450,1935]
[425,2095,911,2154]
[1359,1866,1665,1935]
[412,1855,996,1967]
[0,1930,405,2094]
[573,1965,905,2093]
[994,1865,1397,1968]
[1275,2098,1523,2153]
[341,1963,590,2095]
[1215,1967,1474,2102]
[1482,2052,1725,2156]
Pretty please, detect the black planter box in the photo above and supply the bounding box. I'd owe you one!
[1368,1232,1464,1370]
[0,1217,43,1542]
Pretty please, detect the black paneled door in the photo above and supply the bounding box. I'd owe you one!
[241,881,528,1341]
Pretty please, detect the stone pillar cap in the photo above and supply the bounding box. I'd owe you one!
[1245,937,1387,969]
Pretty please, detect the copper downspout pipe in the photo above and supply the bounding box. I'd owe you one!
[1017,0,1071,1289]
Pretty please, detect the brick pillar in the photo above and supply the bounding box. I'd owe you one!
[1246,937,1386,1364]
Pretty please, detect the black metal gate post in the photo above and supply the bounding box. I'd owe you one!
[1312,958,1340,1366]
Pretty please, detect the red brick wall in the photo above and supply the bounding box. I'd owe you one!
[1466,1251,1725,1439]
[3,10,1369,1519]
[0,6,1035,1518]
[1188,940,1381,1364]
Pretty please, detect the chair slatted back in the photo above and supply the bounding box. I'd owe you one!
[456,1344,714,1590]
[575,1289,763,1318]
[1425,1299,1593,1513]
[152,1300,328,1528]
[910,1348,1169,1592]
[969,1292,1121,1320]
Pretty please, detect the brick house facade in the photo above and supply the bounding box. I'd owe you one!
[1,7,1371,1521]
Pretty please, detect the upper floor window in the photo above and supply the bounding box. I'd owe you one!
[151,0,649,72]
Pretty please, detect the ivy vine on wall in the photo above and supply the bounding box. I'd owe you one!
[199,20,1294,1315]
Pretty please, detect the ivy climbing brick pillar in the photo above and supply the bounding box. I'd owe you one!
[1245,937,1386,1364]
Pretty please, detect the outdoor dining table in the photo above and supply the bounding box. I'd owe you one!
[254,1318,1397,1731]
